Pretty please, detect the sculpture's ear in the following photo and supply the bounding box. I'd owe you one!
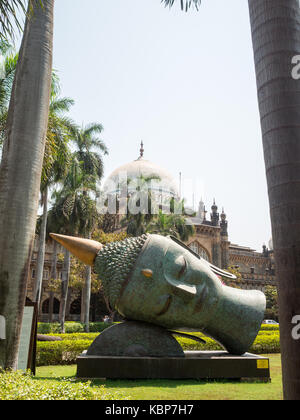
[165,275,197,302]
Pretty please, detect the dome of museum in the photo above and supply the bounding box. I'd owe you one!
[104,142,179,198]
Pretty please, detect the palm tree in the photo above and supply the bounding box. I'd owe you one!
[33,88,75,311]
[163,0,300,399]
[72,122,108,182]
[147,210,195,241]
[44,203,67,323]
[120,175,161,236]
[51,154,102,333]
[71,123,108,332]
[0,0,54,370]
[248,0,300,400]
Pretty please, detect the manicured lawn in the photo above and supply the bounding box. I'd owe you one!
[36,354,283,400]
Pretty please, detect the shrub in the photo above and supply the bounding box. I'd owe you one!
[37,322,113,335]
[0,370,126,400]
[251,333,280,354]
[260,324,279,332]
[37,340,92,366]
[48,333,99,341]
[36,330,280,366]
[175,332,280,354]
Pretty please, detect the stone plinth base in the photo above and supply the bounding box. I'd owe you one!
[76,351,270,381]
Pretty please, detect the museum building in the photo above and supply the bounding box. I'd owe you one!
[26,144,276,321]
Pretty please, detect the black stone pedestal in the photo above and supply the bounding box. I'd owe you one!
[76,351,270,382]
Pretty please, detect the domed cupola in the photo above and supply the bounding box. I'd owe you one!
[104,142,179,199]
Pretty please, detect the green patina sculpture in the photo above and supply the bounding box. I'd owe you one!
[51,233,266,356]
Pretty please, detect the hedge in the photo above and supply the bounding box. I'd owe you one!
[260,324,279,332]
[38,322,280,335]
[37,322,113,334]
[36,331,280,366]
[0,370,128,400]
[37,340,92,366]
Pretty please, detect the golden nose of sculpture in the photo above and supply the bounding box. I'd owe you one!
[50,233,103,266]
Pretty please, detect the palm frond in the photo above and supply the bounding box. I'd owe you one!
[0,42,17,112]
[81,122,104,140]
[49,97,75,114]
[161,0,201,11]
[0,0,43,42]
[0,0,27,41]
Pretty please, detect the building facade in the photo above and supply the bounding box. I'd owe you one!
[185,200,276,292]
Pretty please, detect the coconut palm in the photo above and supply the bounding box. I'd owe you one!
[120,175,161,236]
[163,0,300,400]
[72,122,108,183]
[33,88,75,311]
[147,210,195,241]
[248,0,300,400]
[51,154,102,333]
[0,60,72,313]
[70,123,108,331]
[0,0,54,370]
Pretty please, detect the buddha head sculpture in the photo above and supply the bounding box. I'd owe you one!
[50,233,266,355]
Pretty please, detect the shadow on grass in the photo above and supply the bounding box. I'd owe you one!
[90,378,259,390]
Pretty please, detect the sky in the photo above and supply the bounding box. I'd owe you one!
[47,0,271,251]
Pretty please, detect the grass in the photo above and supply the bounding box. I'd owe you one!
[35,354,283,400]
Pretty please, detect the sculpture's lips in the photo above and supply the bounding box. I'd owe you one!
[193,285,208,314]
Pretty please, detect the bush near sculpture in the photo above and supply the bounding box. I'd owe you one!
[37,322,112,334]
[36,331,280,366]
[0,370,127,400]
[37,322,280,335]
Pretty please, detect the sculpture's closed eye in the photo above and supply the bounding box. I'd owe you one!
[163,254,196,299]
[177,257,187,278]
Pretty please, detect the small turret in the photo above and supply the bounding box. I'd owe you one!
[220,207,228,236]
[211,199,219,226]
[138,141,144,160]
[198,199,205,222]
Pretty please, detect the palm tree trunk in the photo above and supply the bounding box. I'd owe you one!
[83,232,92,332]
[59,248,70,333]
[83,265,91,332]
[248,0,300,400]
[33,187,48,310]
[0,0,54,369]
[80,289,86,324]
[49,240,58,323]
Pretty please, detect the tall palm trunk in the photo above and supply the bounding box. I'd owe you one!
[33,187,48,310]
[49,240,58,323]
[80,289,86,323]
[83,265,91,332]
[0,0,54,369]
[60,248,70,333]
[248,0,300,400]
[83,232,92,332]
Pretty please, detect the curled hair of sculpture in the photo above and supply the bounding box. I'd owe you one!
[95,234,149,308]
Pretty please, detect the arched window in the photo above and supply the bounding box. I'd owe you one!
[189,242,210,262]
[70,298,81,315]
[42,298,60,314]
